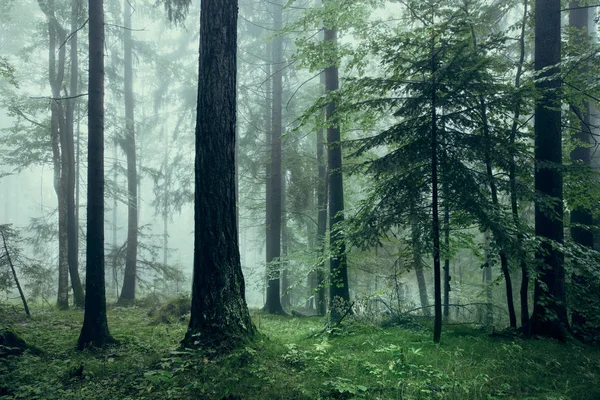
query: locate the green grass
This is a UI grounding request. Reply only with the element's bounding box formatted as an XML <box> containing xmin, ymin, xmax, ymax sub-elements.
<box><xmin>1</xmin><ymin>305</ymin><xmax>599</xmax><ymax>399</ymax></box>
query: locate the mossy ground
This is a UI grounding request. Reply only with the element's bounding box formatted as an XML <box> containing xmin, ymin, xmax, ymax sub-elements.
<box><xmin>1</xmin><ymin>304</ymin><xmax>599</xmax><ymax>399</ymax></box>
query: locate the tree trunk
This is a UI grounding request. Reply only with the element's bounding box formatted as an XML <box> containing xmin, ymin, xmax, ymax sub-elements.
<box><xmin>67</xmin><ymin>0</ymin><xmax>84</xmax><ymax>308</ymax></box>
<box><xmin>119</xmin><ymin>0</ymin><xmax>138</xmax><ymax>305</ymax></box>
<box><xmin>324</xmin><ymin>10</ymin><xmax>350</xmax><ymax>324</ymax></box>
<box><xmin>183</xmin><ymin>0</ymin><xmax>255</xmax><ymax>348</ymax></box>
<box><xmin>77</xmin><ymin>0</ymin><xmax>114</xmax><ymax>349</ymax></box>
<box><xmin>41</xmin><ymin>0</ymin><xmax>69</xmax><ymax>310</ymax></box>
<box><xmin>530</xmin><ymin>0</ymin><xmax>568</xmax><ymax>342</ymax></box>
<box><xmin>509</xmin><ymin>0</ymin><xmax>529</xmax><ymax>331</ymax></box>
<box><xmin>443</xmin><ymin>183</ymin><xmax>450</xmax><ymax>320</ymax></box>
<box><xmin>411</xmin><ymin>215</ymin><xmax>430</xmax><ymax>317</ymax></box>
<box><xmin>484</xmin><ymin>234</ymin><xmax>494</xmax><ymax>327</ymax></box>
<box><xmin>263</xmin><ymin>0</ymin><xmax>285</xmax><ymax>315</ymax></box>
<box><xmin>568</xmin><ymin>1</ymin><xmax>595</xmax><ymax>339</ymax></box>
<box><xmin>431</xmin><ymin>33</ymin><xmax>442</xmax><ymax>344</ymax></box>
<box><xmin>281</xmin><ymin>170</ymin><xmax>291</xmax><ymax>309</ymax></box>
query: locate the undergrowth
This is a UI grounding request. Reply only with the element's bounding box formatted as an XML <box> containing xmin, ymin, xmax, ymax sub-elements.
<box><xmin>1</xmin><ymin>304</ymin><xmax>599</xmax><ymax>399</ymax></box>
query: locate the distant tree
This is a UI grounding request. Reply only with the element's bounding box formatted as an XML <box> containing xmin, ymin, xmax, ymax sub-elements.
<box><xmin>182</xmin><ymin>0</ymin><xmax>255</xmax><ymax>348</ymax></box>
<box><xmin>78</xmin><ymin>0</ymin><xmax>115</xmax><ymax>349</ymax></box>
<box><xmin>530</xmin><ymin>0</ymin><xmax>569</xmax><ymax>342</ymax></box>
<box><xmin>263</xmin><ymin>0</ymin><xmax>286</xmax><ymax>315</ymax></box>
<box><xmin>118</xmin><ymin>0</ymin><xmax>139</xmax><ymax>305</ymax></box>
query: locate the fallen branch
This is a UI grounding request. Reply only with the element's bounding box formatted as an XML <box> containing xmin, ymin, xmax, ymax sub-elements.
<box><xmin>1</xmin><ymin>229</ymin><xmax>30</xmax><ymax>317</ymax></box>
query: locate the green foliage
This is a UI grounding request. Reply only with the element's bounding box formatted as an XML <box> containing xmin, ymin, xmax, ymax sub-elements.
<box><xmin>1</xmin><ymin>307</ymin><xmax>600</xmax><ymax>399</ymax></box>
<box><xmin>0</xmin><ymin>56</ymin><xmax>18</xmax><ymax>88</ymax></box>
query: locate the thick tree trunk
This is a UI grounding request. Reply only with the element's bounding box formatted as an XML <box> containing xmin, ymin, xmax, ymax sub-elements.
<box><xmin>530</xmin><ymin>0</ymin><xmax>568</xmax><ymax>342</ymax></box>
<box><xmin>264</xmin><ymin>0</ymin><xmax>285</xmax><ymax>315</ymax></box>
<box><xmin>183</xmin><ymin>0</ymin><xmax>255</xmax><ymax>348</ymax></box>
<box><xmin>568</xmin><ymin>2</ymin><xmax>595</xmax><ymax>339</ymax></box>
<box><xmin>324</xmin><ymin>16</ymin><xmax>350</xmax><ymax>324</ymax></box>
<box><xmin>78</xmin><ymin>0</ymin><xmax>114</xmax><ymax>349</ymax></box>
<box><xmin>119</xmin><ymin>0</ymin><xmax>138</xmax><ymax>304</ymax></box>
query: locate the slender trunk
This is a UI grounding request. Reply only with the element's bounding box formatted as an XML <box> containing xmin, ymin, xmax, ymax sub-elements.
<box><xmin>163</xmin><ymin>124</ymin><xmax>169</xmax><ymax>271</ymax></box>
<box><xmin>78</xmin><ymin>0</ymin><xmax>114</xmax><ymax>349</ymax></box>
<box><xmin>325</xmin><ymin>7</ymin><xmax>350</xmax><ymax>323</ymax></box>
<box><xmin>443</xmin><ymin>194</ymin><xmax>450</xmax><ymax>319</ymax></box>
<box><xmin>411</xmin><ymin>215</ymin><xmax>430</xmax><ymax>317</ymax></box>
<box><xmin>509</xmin><ymin>0</ymin><xmax>530</xmax><ymax>331</ymax></box>
<box><xmin>281</xmin><ymin>170</ymin><xmax>291</xmax><ymax>309</ymax></box>
<box><xmin>431</xmin><ymin>32</ymin><xmax>442</xmax><ymax>344</ymax></box>
<box><xmin>42</xmin><ymin>0</ymin><xmax>69</xmax><ymax>310</ymax></box>
<box><xmin>314</xmin><ymin>41</ymin><xmax>328</xmax><ymax>315</ymax></box>
<box><xmin>264</xmin><ymin>0</ymin><xmax>285</xmax><ymax>314</ymax></box>
<box><xmin>470</xmin><ymin>24</ymin><xmax>517</xmax><ymax>329</ymax></box>
<box><xmin>68</xmin><ymin>0</ymin><xmax>84</xmax><ymax>307</ymax></box>
<box><xmin>1</xmin><ymin>229</ymin><xmax>30</xmax><ymax>317</ymax></box>
<box><xmin>119</xmin><ymin>0</ymin><xmax>138</xmax><ymax>304</ymax></box>
<box><xmin>531</xmin><ymin>0</ymin><xmax>568</xmax><ymax>342</ymax></box>
<box><xmin>484</xmin><ymin>233</ymin><xmax>494</xmax><ymax>326</ymax></box>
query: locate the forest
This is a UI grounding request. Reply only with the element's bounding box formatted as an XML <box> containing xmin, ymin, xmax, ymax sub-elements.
<box><xmin>1</xmin><ymin>0</ymin><xmax>600</xmax><ymax>398</ymax></box>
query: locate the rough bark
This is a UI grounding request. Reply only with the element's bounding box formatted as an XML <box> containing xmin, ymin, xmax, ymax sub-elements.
<box><xmin>530</xmin><ymin>0</ymin><xmax>568</xmax><ymax>342</ymax></box>
<box><xmin>119</xmin><ymin>0</ymin><xmax>138</xmax><ymax>304</ymax></box>
<box><xmin>568</xmin><ymin>2</ymin><xmax>595</xmax><ymax>339</ymax></box>
<box><xmin>443</xmin><ymin>183</ymin><xmax>450</xmax><ymax>320</ymax></box>
<box><xmin>77</xmin><ymin>0</ymin><xmax>114</xmax><ymax>349</ymax></box>
<box><xmin>324</xmin><ymin>14</ymin><xmax>350</xmax><ymax>324</ymax></box>
<box><xmin>182</xmin><ymin>0</ymin><xmax>255</xmax><ymax>348</ymax></box>
<box><xmin>263</xmin><ymin>0</ymin><xmax>285</xmax><ymax>315</ymax></box>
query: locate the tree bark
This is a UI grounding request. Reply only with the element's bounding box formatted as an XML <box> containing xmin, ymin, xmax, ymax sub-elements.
<box><xmin>183</xmin><ymin>0</ymin><xmax>255</xmax><ymax>348</ymax></box>
<box><xmin>119</xmin><ymin>0</ymin><xmax>138</xmax><ymax>305</ymax></box>
<box><xmin>431</xmin><ymin>33</ymin><xmax>442</xmax><ymax>344</ymax></box>
<box><xmin>263</xmin><ymin>0</ymin><xmax>285</xmax><ymax>315</ymax></box>
<box><xmin>324</xmin><ymin>10</ymin><xmax>350</xmax><ymax>324</ymax></box>
<box><xmin>509</xmin><ymin>0</ymin><xmax>529</xmax><ymax>331</ymax></box>
<box><xmin>78</xmin><ymin>0</ymin><xmax>114</xmax><ymax>349</ymax></box>
<box><xmin>568</xmin><ymin>1</ymin><xmax>595</xmax><ymax>339</ymax></box>
<box><xmin>530</xmin><ymin>0</ymin><xmax>569</xmax><ymax>342</ymax></box>
<box><xmin>411</xmin><ymin>215</ymin><xmax>430</xmax><ymax>317</ymax></box>
<box><xmin>67</xmin><ymin>0</ymin><xmax>84</xmax><ymax>308</ymax></box>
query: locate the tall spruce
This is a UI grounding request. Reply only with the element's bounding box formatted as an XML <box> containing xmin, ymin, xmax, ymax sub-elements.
<box><xmin>77</xmin><ymin>0</ymin><xmax>115</xmax><ymax>349</ymax></box>
<box><xmin>530</xmin><ymin>0</ymin><xmax>569</xmax><ymax>342</ymax></box>
<box><xmin>324</xmin><ymin>1</ymin><xmax>351</xmax><ymax>323</ymax></box>
<box><xmin>182</xmin><ymin>0</ymin><xmax>255</xmax><ymax>347</ymax></box>
<box><xmin>119</xmin><ymin>0</ymin><xmax>139</xmax><ymax>304</ymax></box>
<box><xmin>263</xmin><ymin>0</ymin><xmax>285</xmax><ymax>315</ymax></box>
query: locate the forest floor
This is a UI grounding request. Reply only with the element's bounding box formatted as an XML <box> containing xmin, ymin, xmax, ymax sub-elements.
<box><xmin>1</xmin><ymin>301</ymin><xmax>599</xmax><ymax>400</ymax></box>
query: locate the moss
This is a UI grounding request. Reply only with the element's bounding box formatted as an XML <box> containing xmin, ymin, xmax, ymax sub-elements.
<box><xmin>148</xmin><ymin>296</ymin><xmax>191</xmax><ymax>325</ymax></box>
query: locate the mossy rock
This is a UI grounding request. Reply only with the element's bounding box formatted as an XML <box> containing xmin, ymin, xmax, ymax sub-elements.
<box><xmin>0</xmin><ymin>328</ymin><xmax>42</xmax><ymax>357</ymax></box>
<box><xmin>148</xmin><ymin>296</ymin><xmax>191</xmax><ymax>325</ymax></box>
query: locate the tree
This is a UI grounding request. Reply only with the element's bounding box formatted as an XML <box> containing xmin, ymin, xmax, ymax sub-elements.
<box><xmin>530</xmin><ymin>0</ymin><xmax>568</xmax><ymax>342</ymax></box>
<box><xmin>324</xmin><ymin>1</ymin><xmax>351</xmax><ymax>323</ymax></box>
<box><xmin>77</xmin><ymin>0</ymin><xmax>115</xmax><ymax>349</ymax></box>
<box><xmin>182</xmin><ymin>0</ymin><xmax>255</xmax><ymax>348</ymax></box>
<box><xmin>67</xmin><ymin>0</ymin><xmax>84</xmax><ymax>308</ymax></box>
<box><xmin>263</xmin><ymin>0</ymin><xmax>286</xmax><ymax>315</ymax></box>
<box><xmin>118</xmin><ymin>0</ymin><xmax>139</xmax><ymax>305</ymax></box>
